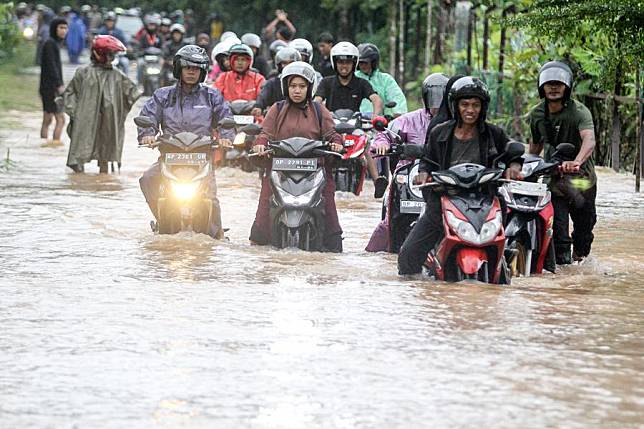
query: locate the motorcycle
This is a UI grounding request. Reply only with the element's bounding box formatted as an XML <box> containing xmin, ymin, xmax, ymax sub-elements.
<box><xmin>332</xmin><ymin>109</ymin><xmax>370</xmax><ymax>195</ymax></box>
<box><xmin>244</xmin><ymin>123</ymin><xmax>343</xmax><ymax>251</ymax></box>
<box><xmin>140</xmin><ymin>47</ymin><xmax>163</xmax><ymax>96</ymax></box>
<box><xmin>499</xmin><ymin>143</ymin><xmax>576</xmax><ymax>277</ymax></box>
<box><xmin>134</xmin><ymin>115</ymin><xmax>236</xmax><ymax>235</ymax></box>
<box><xmin>223</xmin><ymin>100</ymin><xmax>261</xmax><ymax>171</ymax></box>
<box><xmin>419</xmin><ymin>142</ymin><xmax>525</xmax><ymax>284</ymax></box>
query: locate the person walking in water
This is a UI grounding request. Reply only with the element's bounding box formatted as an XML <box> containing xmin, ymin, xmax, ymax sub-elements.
<box><xmin>63</xmin><ymin>36</ymin><xmax>140</xmax><ymax>173</ymax></box>
<box><xmin>39</xmin><ymin>17</ymin><xmax>67</xmax><ymax>147</ymax></box>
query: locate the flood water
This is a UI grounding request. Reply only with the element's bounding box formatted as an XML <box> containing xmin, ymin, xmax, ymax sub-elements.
<box><xmin>1</xmin><ymin>71</ymin><xmax>643</xmax><ymax>427</ymax></box>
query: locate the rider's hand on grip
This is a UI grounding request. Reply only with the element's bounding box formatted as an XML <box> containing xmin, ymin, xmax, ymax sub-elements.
<box><xmin>413</xmin><ymin>172</ymin><xmax>429</xmax><ymax>185</ymax></box>
<box><xmin>252</xmin><ymin>145</ymin><xmax>267</xmax><ymax>156</ymax></box>
<box><xmin>220</xmin><ymin>138</ymin><xmax>233</xmax><ymax>148</ymax></box>
<box><xmin>504</xmin><ymin>162</ymin><xmax>524</xmax><ymax>180</ymax></box>
<box><xmin>140</xmin><ymin>135</ymin><xmax>155</xmax><ymax>146</ymax></box>
<box><xmin>560</xmin><ymin>160</ymin><xmax>581</xmax><ymax>173</ymax></box>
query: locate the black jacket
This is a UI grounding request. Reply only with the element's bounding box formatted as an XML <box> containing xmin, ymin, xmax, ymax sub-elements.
<box><xmin>419</xmin><ymin>119</ymin><xmax>510</xmax><ymax>174</ymax></box>
<box><xmin>255</xmin><ymin>76</ymin><xmax>283</xmax><ymax>110</ymax></box>
<box><xmin>39</xmin><ymin>18</ymin><xmax>67</xmax><ymax>92</ymax></box>
<box><xmin>252</xmin><ymin>55</ymin><xmax>271</xmax><ymax>78</ymax></box>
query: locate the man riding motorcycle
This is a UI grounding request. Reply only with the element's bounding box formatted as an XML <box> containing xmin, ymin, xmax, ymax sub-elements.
<box><xmin>250</xmin><ymin>61</ymin><xmax>345</xmax><ymax>252</ymax></box>
<box><xmin>355</xmin><ymin>43</ymin><xmax>407</xmax><ymax>117</ymax></box>
<box><xmin>366</xmin><ymin>73</ymin><xmax>449</xmax><ymax>252</ymax></box>
<box><xmin>161</xmin><ymin>24</ymin><xmax>187</xmax><ymax>86</ymax></box>
<box><xmin>251</xmin><ymin>47</ymin><xmax>301</xmax><ymax>116</ymax></box>
<box><xmin>135</xmin><ymin>14</ymin><xmax>163</xmax><ymax>85</ymax></box>
<box><xmin>397</xmin><ymin>76</ymin><xmax>522</xmax><ymax>275</ymax></box>
<box><xmin>214</xmin><ymin>43</ymin><xmax>265</xmax><ymax>102</ymax></box>
<box><xmin>241</xmin><ymin>32</ymin><xmax>270</xmax><ymax>78</ymax></box>
<box><xmin>528</xmin><ymin>61</ymin><xmax>597</xmax><ymax>264</ymax></box>
<box><xmin>137</xmin><ymin>45</ymin><xmax>234</xmax><ymax>239</ymax></box>
<box><xmin>208</xmin><ymin>36</ymin><xmax>241</xmax><ymax>82</ymax></box>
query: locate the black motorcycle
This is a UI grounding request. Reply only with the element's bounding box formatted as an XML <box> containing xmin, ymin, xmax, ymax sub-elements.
<box><xmin>140</xmin><ymin>47</ymin><xmax>163</xmax><ymax>96</ymax></box>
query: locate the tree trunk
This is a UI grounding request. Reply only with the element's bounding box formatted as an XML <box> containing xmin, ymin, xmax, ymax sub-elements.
<box><xmin>637</xmin><ymin>66</ymin><xmax>642</xmax><ymax>192</ymax></box>
<box><xmin>611</xmin><ymin>61</ymin><xmax>622</xmax><ymax>172</ymax></box>
<box><xmin>388</xmin><ymin>1</ymin><xmax>397</xmax><ymax>77</ymax></box>
<box><xmin>482</xmin><ymin>6</ymin><xmax>494</xmax><ymax>71</ymax></box>
<box><xmin>466</xmin><ymin>5</ymin><xmax>477</xmax><ymax>74</ymax></box>
<box><xmin>414</xmin><ymin>5</ymin><xmax>422</xmax><ymax>75</ymax></box>
<box><xmin>398</xmin><ymin>0</ymin><xmax>406</xmax><ymax>85</ymax></box>
<box><xmin>433</xmin><ymin>2</ymin><xmax>446</xmax><ymax>64</ymax></box>
<box><xmin>424</xmin><ymin>0</ymin><xmax>433</xmax><ymax>72</ymax></box>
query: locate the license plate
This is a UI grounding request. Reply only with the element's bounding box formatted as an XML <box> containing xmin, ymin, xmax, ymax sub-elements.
<box><xmin>164</xmin><ymin>153</ymin><xmax>208</xmax><ymax>165</ymax></box>
<box><xmin>233</xmin><ymin>115</ymin><xmax>254</xmax><ymax>125</ymax></box>
<box><xmin>272</xmin><ymin>158</ymin><xmax>317</xmax><ymax>172</ymax></box>
<box><xmin>504</xmin><ymin>181</ymin><xmax>548</xmax><ymax>197</ymax></box>
<box><xmin>400</xmin><ymin>200</ymin><xmax>424</xmax><ymax>214</ymax></box>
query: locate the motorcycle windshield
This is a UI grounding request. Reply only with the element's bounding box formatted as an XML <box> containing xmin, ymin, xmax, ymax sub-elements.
<box><xmin>272</xmin><ymin>138</ymin><xmax>325</xmax><ymax>157</ymax></box>
<box><xmin>159</xmin><ymin>132</ymin><xmax>212</xmax><ymax>152</ymax></box>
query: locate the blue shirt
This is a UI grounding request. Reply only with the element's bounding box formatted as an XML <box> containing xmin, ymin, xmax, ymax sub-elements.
<box><xmin>137</xmin><ymin>83</ymin><xmax>234</xmax><ymax>141</ymax></box>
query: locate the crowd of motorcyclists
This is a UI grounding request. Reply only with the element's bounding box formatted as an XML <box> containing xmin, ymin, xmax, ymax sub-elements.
<box><xmin>22</xmin><ymin>4</ymin><xmax>598</xmax><ymax>282</ymax></box>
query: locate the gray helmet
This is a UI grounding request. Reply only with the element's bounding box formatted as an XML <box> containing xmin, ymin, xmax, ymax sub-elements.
<box><xmin>422</xmin><ymin>73</ymin><xmax>449</xmax><ymax>109</ymax></box>
<box><xmin>274</xmin><ymin>47</ymin><xmax>302</xmax><ymax>72</ymax></box>
<box><xmin>160</xmin><ymin>18</ymin><xmax>171</xmax><ymax>27</ymax></box>
<box><xmin>281</xmin><ymin>61</ymin><xmax>317</xmax><ymax>101</ymax></box>
<box><xmin>288</xmin><ymin>38</ymin><xmax>314</xmax><ymax>64</ymax></box>
<box><xmin>170</xmin><ymin>23</ymin><xmax>185</xmax><ymax>35</ymax></box>
<box><xmin>357</xmin><ymin>43</ymin><xmax>380</xmax><ymax>69</ymax></box>
<box><xmin>538</xmin><ymin>61</ymin><xmax>573</xmax><ymax>99</ymax></box>
<box><xmin>448</xmin><ymin>76</ymin><xmax>490</xmax><ymax>123</ymax></box>
<box><xmin>228</xmin><ymin>43</ymin><xmax>254</xmax><ymax>63</ymax></box>
<box><xmin>241</xmin><ymin>33</ymin><xmax>262</xmax><ymax>49</ymax></box>
<box><xmin>269</xmin><ymin>39</ymin><xmax>287</xmax><ymax>57</ymax></box>
<box><xmin>220</xmin><ymin>31</ymin><xmax>238</xmax><ymax>42</ymax></box>
<box><xmin>173</xmin><ymin>44</ymin><xmax>209</xmax><ymax>81</ymax></box>
<box><xmin>104</xmin><ymin>11</ymin><xmax>116</xmax><ymax>22</ymax></box>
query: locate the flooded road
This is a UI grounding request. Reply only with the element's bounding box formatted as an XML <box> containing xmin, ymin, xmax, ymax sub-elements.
<box><xmin>1</xmin><ymin>88</ymin><xmax>644</xmax><ymax>425</ymax></box>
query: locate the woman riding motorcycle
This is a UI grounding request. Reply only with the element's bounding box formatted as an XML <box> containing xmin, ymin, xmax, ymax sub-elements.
<box><xmin>249</xmin><ymin>61</ymin><xmax>345</xmax><ymax>252</ymax></box>
<box><xmin>137</xmin><ymin>45</ymin><xmax>234</xmax><ymax>239</ymax></box>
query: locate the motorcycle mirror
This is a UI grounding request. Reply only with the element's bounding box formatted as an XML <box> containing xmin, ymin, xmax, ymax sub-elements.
<box><xmin>554</xmin><ymin>143</ymin><xmax>577</xmax><ymax>160</ymax></box>
<box><xmin>241</xmin><ymin>123</ymin><xmax>262</xmax><ymax>136</ymax></box>
<box><xmin>505</xmin><ymin>141</ymin><xmax>525</xmax><ymax>160</ymax></box>
<box><xmin>335</xmin><ymin>122</ymin><xmax>355</xmax><ymax>134</ymax></box>
<box><xmin>403</xmin><ymin>144</ymin><xmax>424</xmax><ymax>159</ymax></box>
<box><xmin>134</xmin><ymin>116</ymin><xmax>156</xmax><ymax>129</ymax></box>
<box><xmin>219</xmin><ymin>118</ymin><xmax>237</xmax><ymax>130</ymax></box>
<box><xmin>371</xmin><ymin>116</ymin><xmax>388</xmax><ymax>132</ymax></box>
<box><xmin>385</xmin><ymin>101</ymin><xmax>397</xmax><ymax>109</ymax></box>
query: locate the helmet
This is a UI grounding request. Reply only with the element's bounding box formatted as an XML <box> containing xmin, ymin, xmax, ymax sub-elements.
<box><xmin>144</xmin><ymin>13</ymin><xmax>160</xmax><ymax>26</ymax></box>
<box><xmin>228</xmin><ymin>43</ymin><xmax>254</xmax><ymax>64</ymax></box>
<box><xmin>422</xmin><ymin>73</ymin><xmax>449</xmax><ymax>109</ymax></box>
<box><xmin>220</xmin><ymin>31</ymin><xmax>238</xmax><ymax>42</ymax></box>
<box><xmin>173</xmin><ymin>44</ymin><xmax>209</xmax><ymax>82</ymax></box>
<box><xmin>92</xmin><ymin>35</ymin><xmax>126</xmax><ymax>64</ymax></box>
<box><xmin>448</xmin><ymin>76</ymin><xmax>490</xmax><ymax>123</ymax></box>
<box><xmin>81</xmin><ymin>5</ymin><xmax>91</xmax><ymax>13</ymax></box>
<box><xmin>170</xmin><ymin>23</ymin><xmax>185</xmax><ymax>35</ymax></box>
<box><xmin>281</xmin><ymin>61</ymin><xmax>317</xmax><ymax>101</ymax></box>
<box><xmin>274</xmin><ymin>47</ymin><xmax>302</xmax><ymax>72</ymax></box>
<box><xmin>288</xmin><ymin>38</ymin><xmax>314</xmax><ymax>64</ymax></box>
<box><xmin>60</xmin><ymin>5</ymin><xmax>71</xmax><ymax>14</ymax></box>
<box><xmin>357</xmin><ymin>43</ymin><xmax>380</xmax><ymax>69</ymax></box>
<box><xmin>538</xmin><ymin>61</ymin><xmax>573</xmax><ymax>99</ymax></box>
<box><xmin>160</xmin><ymin>18</ymin><xmax>171</xmax><ymax>27</ymax></box>
<box><xmin>211</xmin><ymin>37</ymin><xmax>240</xmax><ymax>65</ymax></box>
<box><xmin>330</xmin><ymin>41</ymin><xmax>359</xmax><ymax>72</ymax></box>
<box><xmin>241</xmin><ymin>33</ymin><xmax>262</xmax><ymax>49</ymax></box>
<box><xmin>269</xmin><ymin>39</ymin><xmax>287</xmax><ymax>57</ymax></box>
<box><xmin>104</xmin><ymin>11</ymin><xmax>116</xmax><ymax>21</ymax></box>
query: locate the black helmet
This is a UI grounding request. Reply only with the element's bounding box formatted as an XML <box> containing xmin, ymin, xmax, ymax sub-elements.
<box><xmin>173</xmin><ymin>45</ymin><xmax>209</xmax><ymax>81</ymax></box>
<box><xmin>422</xmin><ymin>73</ymin><xmax>449</xmax><ymax>110</ymax></box>
<box><xmin>538</xmin><ymin>61</ymin><xmax>573</xmax><ymax>100</ymax></box>
<box><xmin>448</xmin><ymin>76</ymin><xmax>490</xmax><ymax>124</ymax></box>
<box><xmin>357</xmin><ymin>43</ymin><xmax>380</xmax><ymax>70</ymax></box>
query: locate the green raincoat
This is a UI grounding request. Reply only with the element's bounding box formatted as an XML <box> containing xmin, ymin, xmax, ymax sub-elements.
<box><xmin>64</xmin><ymin>64</ymin><xmax>140</xmax><ymax>168</ymax></box>
<box><xmin>355</xmin><ymin>69</ymin><xmax>408</xmax><ymax>116</ymax></box>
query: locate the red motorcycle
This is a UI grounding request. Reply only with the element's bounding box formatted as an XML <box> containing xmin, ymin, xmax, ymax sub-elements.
<box><xmin>421</xmin><ymin>142</ymin><xmax>525</xmax><ymax>284</ymax></box>
<box><xmin>499</xmin><ymin>143</ymin><xmax>576</xmax><ymax>276</ymax></box>
<box><xmin>332</xmin><ymin>109</ymin><xmax>370</xmax><ymax>195</ymax></box>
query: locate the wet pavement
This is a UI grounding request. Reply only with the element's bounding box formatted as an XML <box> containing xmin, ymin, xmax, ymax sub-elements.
<box><xmin>0</xmin><ymin>59</ymin><xmax>643</xmax><ymax>428</ymax></box>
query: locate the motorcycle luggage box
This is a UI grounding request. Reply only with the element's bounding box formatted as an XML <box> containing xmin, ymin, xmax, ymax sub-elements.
<box><xmin>272</xmin><ymin>157</ymin><xmax>317</xmax><ymax>172</ymax></box>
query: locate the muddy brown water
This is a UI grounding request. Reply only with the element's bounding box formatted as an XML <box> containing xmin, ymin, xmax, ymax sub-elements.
<box><xmin>1</xmin><ymin>61</ymin><xmax>643</xmax><ymax>427</ymax></box>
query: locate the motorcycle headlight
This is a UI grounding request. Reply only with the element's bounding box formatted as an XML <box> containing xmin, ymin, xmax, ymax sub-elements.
<box><xmin>272</xmin><ymin>169</ymin><xmax>324</xmax><ymax>207</ymax></box>
<box><xmin>446</xmin><ymin>210</ymin><xmax>502</xmax><ymax>245</ymax></box>
<box><xmin>147</xmin><ymin>67</ymin><xmax>161</xmax><ymax>75</ymax></box>
<box><xmin>22</xmin><ymin>27</ymin><xmax>34</xmax><ymax>40</ymax></box>
<box><xmin>171</xmin><ymin>182</ymin><xmax>200</xmax><ymax>200</ymax></box>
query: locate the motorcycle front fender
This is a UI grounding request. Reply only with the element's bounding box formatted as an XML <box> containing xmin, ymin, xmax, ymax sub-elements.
<box><xmin>279</xmin><ymin>209</ymin><xmax>311</xmax><ymax>229</ymax></box>
<box><xmin>456</xmin><ymin>247</ymin><xmax>488</xmax><ymax>275</ymax></box>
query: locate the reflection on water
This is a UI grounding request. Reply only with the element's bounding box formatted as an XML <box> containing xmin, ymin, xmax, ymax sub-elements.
<box><xmin>1</xmin><ymin>109</ymin><xmax>643</xmax><ymax>427</ymax></box>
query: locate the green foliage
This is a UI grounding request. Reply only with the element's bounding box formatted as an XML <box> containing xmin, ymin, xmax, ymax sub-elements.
<box><xmin>0</xmin><ymin>2</ymin><xmax>22</xmax><ymax>60</ymax></box>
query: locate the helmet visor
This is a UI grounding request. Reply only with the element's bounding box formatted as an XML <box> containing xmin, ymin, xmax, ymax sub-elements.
<box><xmin>539</xmin><ymin>68</ymin><xmax>572</xmax><ymax>88</ymax></box>
<box><xmin>425</xmin><ymin>86</ymin><xmax>444</xmax><ymax>108</ymax></box>
<box><xmin>179</xmin><ymin>59</ymin><xmax>208</xmax><ymax>69</ymax></box>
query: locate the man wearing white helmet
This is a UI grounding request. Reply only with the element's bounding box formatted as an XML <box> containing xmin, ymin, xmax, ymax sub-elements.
<box><xmin>314</xmin><ymin>41</ymin><xmax>385</xmax><ymax>197</ymax></box>
<box><xmin>207</xmin><ymin>36</ymin><xmax>240</xmax><ymax>82</ymax></box>
<box><xmin>250</xmin><ymin>61</ymin><xmax>344</xmax><ymax>252</ymax></box>
<box><xmin>242</xmin><ymin>32</ymin><xmax>270</xmax><ymax>78</ymax></box>
<box><xmin>289</xmin><ymin>38</ymin><xmax>323</xmax><ymax>86</ymax></box>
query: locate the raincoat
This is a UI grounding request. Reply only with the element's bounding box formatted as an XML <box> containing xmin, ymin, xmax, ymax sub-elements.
<box><xmin>214</xmin><ymin>70</ymin><xmax>265</xmax><ymax>101</ymax></box>
<box><xmin>356</xmin><ymin>69</ymin><xmax>407</xmax><ymax>116</ymax></box>
<box><xmin>65</xmin><ymin>13</ymin><xmax>86</xmax><ymax>64</ymax></box>
<box><xmin>64</xmin><ymin>65</ymin><xmax>140</xmax><ymax>169</ymax></box>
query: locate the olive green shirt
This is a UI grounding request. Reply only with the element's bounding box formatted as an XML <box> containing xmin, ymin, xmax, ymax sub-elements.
<box><xmin>529</xmin><ymin>99</ymin><xmax>596</xmax><ymax>194</ymax></box>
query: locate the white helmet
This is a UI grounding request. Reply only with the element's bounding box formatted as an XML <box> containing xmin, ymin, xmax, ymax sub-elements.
<box><xmin>330</xmin><ymin>41</ymin><xmax>359</xmax><ymax>71</ymax></box>
<box><xmin>281</xmin><ymin>61</ymin><xmax>318</xmax><ymax>100</ymax></box>
<box><xmin>211</xmin><ymin>36</ymin><xmax>241</xmax><ymax>64</ymax></box>
<box><xmin>169</xmin><ymin>23</ymin><xmax>185</xmax><ymax>35</ymax></box>
<box><xmin>241</xmin><ymin>33</ymin><xmax>262</xmax><ymax>49</ymax></box>
<box><xmin>288</xmin><ymin>38</ymin><xmax>314</xmax><ymax>64</ymax></box>
<box><xmin>220</xmin><ymin>31</ymin><xmax>238</xmax><ymax>42</ymax></box>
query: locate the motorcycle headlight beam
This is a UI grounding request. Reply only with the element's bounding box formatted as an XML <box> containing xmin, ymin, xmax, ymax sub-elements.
<box><xmin>171</xmin><ymin>182</ymin><xmax>200</xmax><ymax>201</ymax></box>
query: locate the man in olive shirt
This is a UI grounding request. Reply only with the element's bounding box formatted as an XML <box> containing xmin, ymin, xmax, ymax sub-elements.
<box><xmin>529</xmin><ymin>61</ymin><xmax>597</xmax><ymax>265</ymax></box>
